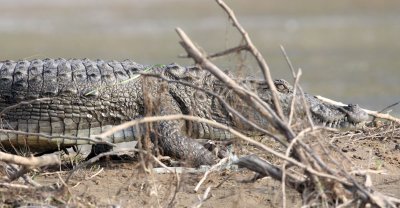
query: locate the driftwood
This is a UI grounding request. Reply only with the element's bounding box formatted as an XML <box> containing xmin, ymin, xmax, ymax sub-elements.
<box><xmin>233</xmin><ymin>155</ymin><xmax>304</xmax><ymax>192</ymax></box>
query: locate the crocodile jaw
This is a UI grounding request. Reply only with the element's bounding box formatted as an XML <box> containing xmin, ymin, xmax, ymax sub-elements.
<box><xmin>310</xmin><ymin>103</ymin><xmax>368</xmax><ymax>129</ymax></box>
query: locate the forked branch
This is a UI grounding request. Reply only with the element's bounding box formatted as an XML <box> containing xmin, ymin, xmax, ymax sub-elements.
<box><xmin>215</xmin><ymin>0</ymin><xmax>285</xmax><ymax>120</ymax></box>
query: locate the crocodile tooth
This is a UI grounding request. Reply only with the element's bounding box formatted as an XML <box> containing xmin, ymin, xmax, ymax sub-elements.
<box><xmin>331</xmin><ymin>121</ymin><xmax>337</xmax><ymax>128</ymax></box>
<box><xmin>337</xmin><ymin>120</ymin><xmax>343</xmax><ymax>128</ymax></box>
<box><xmin>336</xmin><ymin>120</ymin><xmax>342</xmax><ymax>127</ymax></box>
<box><xmin>340</xmin><ymin>122</ymin><xmax>346</xmax><ymax>128</ymax></box>
<box><xmin>325</xmin><ymin>122</ymin><xmax>330</xmax><ymax>127</ymax></box>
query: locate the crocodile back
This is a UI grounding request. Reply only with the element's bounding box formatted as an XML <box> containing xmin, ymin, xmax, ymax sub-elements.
<box><xmin>0</xmin><ymin>58</ymin><xmax>144</xmax><ymax>104</ymax></box>
<box><xmin>0</xmin><ymin>59</ymin><xmax>146</xmax><ymax>152</ymax></box>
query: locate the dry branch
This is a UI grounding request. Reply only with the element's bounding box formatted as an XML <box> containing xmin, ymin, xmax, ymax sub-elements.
<box><xmin>194</xmin><ymin>157</ymin><xmax>229</xmax><ymax>192</ymax></box>
<box><xmin>0</xmin><ymin>1</ymin><xmax>397</xmax><ymax>207</ymax></box>
<box><xmin>66</xmin><ymin>150</ymin><xmax>136</xmax><ymax>183</ymax></box>
<box><xmin>233</xmin><ymin>155</ymin><xmax>303</xmax><ymax>192</ymax></box>
<box><xmin>94</xmin><ymin>114</ymin><xmax>354</xmax><ymax>185</ymax></box>
<box><xmin>0</xmin><ymin>151</ymin><xmax>60</xmax><ymax>168</ymax></box>
<box><xmin>6</xmin><ymin>164</ymin><xmax>42</xmax><ymax>186</ymax></box>
<box><xmin>207</xmin><ymin>45</ymin><xmax>248</xmax><ymax>59</ymax></box>
<box><xmin>214</xmin><ymin>0</ymin><xmax>285</xmax><ymax>120</ymax></box>
<box><xmin>280</xmin><ymin>46</ymin><xmax>314</xmax><ymax>128</ymax></box>
<box><xmin>288</xmin><ymin>69</ymin><xmax>302</xmax><ymax>125</ymax></box>
<box><xmin>138</xmin><ymin>72</ymin><xmax>287</xmax><ymax>146</ymax></box>
<box><xmin>173</xmin><ymin>1</ymin><xmax>400</xmax><ymax>206</ymax></box>
<box><xmin>316</xmin><ymin>95</ymin><xmax>400</xmax><ymax>123</ymax></box>
<box><xmin>175</xmin><ymin>27</ymin><xmax>295</xmax><ymax>141</ymax></box>
<box><xmin>66</xmin><ymin>148</ymin><xmax>172</xmax><ymax>183</ymax></box>
<box><xmin>0</xmin><ymin>182</ymin><xmax>31</xmax><ymax>189</ymax></box>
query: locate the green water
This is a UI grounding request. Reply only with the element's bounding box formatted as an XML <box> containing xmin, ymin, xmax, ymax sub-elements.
<box><xmin>0</xmin><ymin>0</ymin><xmax>399</xmax><ymax>115</ymax></box>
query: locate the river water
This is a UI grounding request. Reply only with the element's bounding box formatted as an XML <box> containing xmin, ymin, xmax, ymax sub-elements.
<box><xmin>0</xmin><ymin>0</ymin><xmax>399</xmax><ymax>115</ymax></box>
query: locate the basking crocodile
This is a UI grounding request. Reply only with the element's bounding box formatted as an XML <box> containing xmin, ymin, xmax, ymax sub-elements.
<box><xmin>0</xmin><ymin>58</ymin><xmax>368</xmax><ymax>166</ymax></box>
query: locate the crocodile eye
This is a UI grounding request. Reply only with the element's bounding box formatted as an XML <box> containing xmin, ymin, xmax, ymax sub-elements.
<box><xmin>166</xmin><ymin>64</ymin><xmax>186</xmax><ymax>79</ymax></box>
<box><xmin>276</xmin><ymin>84</ymin><xmax>289</xmax><ymax>93</ymax></box>
<box><xmin>273</xmin><ymin>79</ymin><xmax>292</xmax><ymax>93</ymax></box>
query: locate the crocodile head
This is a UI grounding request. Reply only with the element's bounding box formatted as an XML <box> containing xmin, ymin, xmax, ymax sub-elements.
<box><xmin>254</xmin><ymin>79</ymin><xmax>369</xmax><ymax>129</ymax></box>
<box><xmin>163</xmin><ymin>65</ymin><xmax>368</xmax><ymax>132</ymax></box>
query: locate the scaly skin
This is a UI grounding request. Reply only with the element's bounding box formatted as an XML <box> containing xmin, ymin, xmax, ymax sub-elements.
<box><xmin>0</xmin><ymin>58</ymin><xmax>368</xmax><ymax>166</ymax></box>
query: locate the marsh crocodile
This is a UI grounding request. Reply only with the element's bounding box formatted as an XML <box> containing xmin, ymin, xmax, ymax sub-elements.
<box><xmin>0</xmin><ymin>58</ymin><xmax>368</xmax><ymax>166</ymax></box>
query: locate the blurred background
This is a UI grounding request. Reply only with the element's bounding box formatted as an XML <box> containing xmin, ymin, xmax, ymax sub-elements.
<box><xmin>0</xmin><ymin>0</ymin><xmax>399</xmax><ymax>115</ymax></box>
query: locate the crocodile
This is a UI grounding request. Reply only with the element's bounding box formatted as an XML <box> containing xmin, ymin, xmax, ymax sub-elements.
<box><xmin>0</xmin><ymin>58</ymin><xmax>369</xmax><ymax>166</ymax></box>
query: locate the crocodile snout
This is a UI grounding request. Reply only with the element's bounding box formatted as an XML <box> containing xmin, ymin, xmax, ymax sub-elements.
<box><xmin>341</xmin><ymin>104</ymin><xmax>369</xmax><ymax>124</ymax></box>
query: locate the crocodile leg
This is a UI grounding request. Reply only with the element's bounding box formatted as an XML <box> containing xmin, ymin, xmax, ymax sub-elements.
<box><xmin>154</xmin><ymin>91</ymin><xmax>217</xmax><ymax>167</ymax></box>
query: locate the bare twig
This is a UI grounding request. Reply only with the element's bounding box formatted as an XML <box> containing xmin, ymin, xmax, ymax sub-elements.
<box><xmin>280</xmin><ymin>126</ymin><xmax>318</xmax><ymax>208</ymax></box>
<box><xmin>66</xmin><ymin>150</ymin><xmax>135</xmax><ymax>183</ymax></box>
<box><xmin>216</xmin><ymin>2</ymin><xmax>284</xmax><ymax>119</ymax></box>
<box><xmin>280</xmin><ymin>45</ymin><xmax>296</xmax><ymax>77</ymax></box>
<box><xmin>193</xmin><ymin>186</ymin><xmax>212</xmax><ymax>208</ymax></box>
<box><xmin>152</xmin><ymin>167</ymin><xmax>210</xmax><ymax>174</ymax></box>
<box><xmin>174</xmin><ymin>2</ymin><xmax>400</xmax><ymax>205</ymax></box>
<box><xmin>175</xmin><ymin>27</ymin><xmax>295</xmax><ymax>141</ymax></box>
<box><xmin>281</xmin><ymin>132</ymin><xmax>301</xmax><ymax>208</ymax></box>
<box><xmin>234</xmin><ymin>154</ymin><xmax>303</xmax><ymax>192</ymax></box>
<box><xmin>378</xmin><ymin>101</ymin><xmax>400</xmax><ymax>113</ymax></box>
<box><xmin>66</xmin><ymin>148</ymin><xmax>172</xmax><ymax>183</ymax></box>
<box><xmin>167</xmin><ymin>171</ymin><xmax>181</xmax><ymax>208</ymax></box>
<box><xmin>85</xmin><ymin>167</ymin><xmax>104</xmax><ymax>180</ymax></box>
<box><xmin>316</xmin><ymin>95</ymin><xmax>400</xmax><ymax>123</ymax></box>
<box><xmin>178</xmin><ymin>1</ymin><xmax>400</xmax><ymax>206</ymax></box>
<box><xmin>0</xmin><ymin>151</ymin><xmax>60</xmax><ymax>168</ymax></box>
<box><xmin>298</xmin><ymin>86</ymin><xmax>315</xmax><ymax>128</ymax></box>
<box><xmin>94</xmin><ymin>114</ymin><xmax>353</xmax><ymax>185</ymax></box>
<box><xmin>214</xmin><ymin>0</ymin><xmax>284</xmax><ymax>120</ymax></box>
<box><xmin>139</xmin><ymin>72</ymin><xmax>287</xmax><ymax>146</ymax></box>
<box><xmin>6</xmin><ymin>164</ymin><xmax>42</xmax><ymax>186</ymax></box>
<box><xmin>0</xmin><ymin>182</ymin><xmax>31</xmax><ymax>189</ymax></box>
<box><xmin>207</xmin><ymin>45</ymin><xmax>249</xmax><ymax>59</ymax></box>
<box><xmin>194</xmin><ymin>157</ymin><xmax>229</xmax><ymax>192</ymax></box>
<box><xmin>288</xmin><ymin>69</ymin><xmax>302</xmax><ymax>125</ymax></box>
<box><xmin>280</xmin><ymin>46</ymin><xmax>314</xmax><ymax>128</ymax></box>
